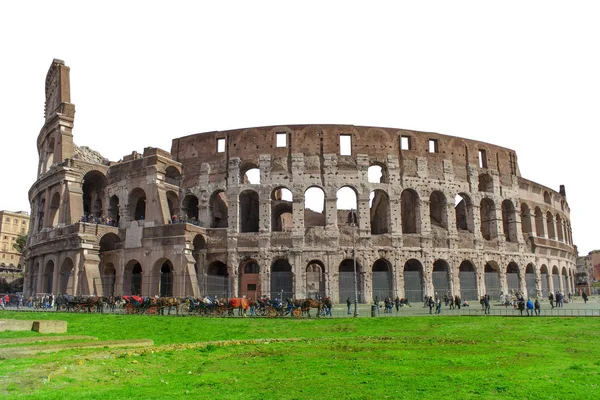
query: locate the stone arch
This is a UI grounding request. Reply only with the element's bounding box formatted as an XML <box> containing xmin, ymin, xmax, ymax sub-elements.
<box><xmin>128</xmin><ymin>188</ymin><xmax>147</xmax><ymax>221</ymax></box>
<box><xmin>540</xmin><ymin>264</ymin><xmax>549</xmax><ymax>297</ymax></box>
<box><xmin>506</xmin><ymin>262</ymin><xmax>521</xmax><ymax>295</ymax></box>
<box><xmin>153</xmin><ymin>259</ymin><xmax>174</xmax><ymax>297</ymax></box>
<box><xmin>484</xmin><ymin>261</ymin><xmax>501</xmax><ymax>299</ymax></box>
<box><xmin>401</xmin><ymin>189</ymin><xmax>420</xmax><ymax>234</ymax></box>
<box><xmin>304</xmin><ymin>186</ymin><xmax>326</xmax><ymax>227</ymax></box>
<box><xmin>432</xmin><ymin>259</ymin><xmax>450</xmax><ymax>297</ymax></box>
<box><xmin>525</xmin><ymin>263</ymin><xmax>536</xmax><ymax>298</ymax></box>
<box><xmin>546</xmin><ymin>212</ymin><xmax>556</xmax><ymax>239</ymax></box>
<box><xmin>49</xmin><ymin>192</ymin><xmax>61</xmax><ymax>228</ymax></box>
<box><xmin>102</xmin><ymin>263</ymin><xmax>116</xmax><ymax>297</ymax></box>
<box><xmin>429</xmin><ymin>191</ymin><xmax>448</xmax><ymax>230</ymax></box>
<box><xmin>165</xmin><ymin>166</ymin><xmax>182</xmax><ymax>185</ymax></box>
<box><xmin>480</xmin><ymin>198</ymin><xmax>496</xmax><ymax>240</ymax></box>
<box><xmin>44</xmin><ymin>136</ymin><xmax>55</xmax><ymax>172</ymax></box>
<box><xmin>455</xmin><ymin>193</ymin><xmax>473</xmax><ymax>232</ymax></box>
<box><xmin>520</xmin><ymin>203</ymin><xmax>532</xmax><ymax>234</ymax></box>
<box><xmin>271</xmin><ymin>259</ymin><xmax>293</xmax><ymax>300</ymax></box>
<box><xmin>59</xmin><ymin>257</ymin><xmax>75</xmax><ymax>294</ymax></box>
<box><xmin>561</xmin><ymin>266</ymin><xmax>568</xmax><ymax>293</ymax></box>
<box><xmin>372</xmin><ymin>258</ymin><xmax>393</xmax><ymax>300</ymax></box>
<box><xmin>370</xmin><ymin>189</ymin><xmax>390</xmax><ymax>235</ymax></box>
<box><xmin>239</xmin><ymin>190</ymin><xmax>259</xmax><ymax>233</ymax></box>
<box><xmin>534</xmin><ymin>207</ymin><xmax>545</xmax><ymax>237</ymax></box>
<box><xmin>123</xmin><ymin>260</ymin><xmax>143</xmax><ymax>295</ymax></box>
<box><xmin>192</xmin><ymin>234</ymin><xmax>206</xmax><ymax>288</ymax></box>
<box><xmin>551</xmin><ymin>265</ymin><xmax>560</xmax><ymax>293</ymax></box>
<box><xmin>272</xmin><ymin>187</ymin><xmax>293</xmax><ymax>232</ymax></box>
<box><xmin>239</xmin><ymin>259</ymin><xmax>260</xmax><ymax>299</ymax></box>
<box><xmin>555</xmin><ymin>214</ymin><xmax>564</xmax><ymax>242</ymax></box>
<box><xmin>209</xmin><ymin>190</ymin><xmax>228</xmax><ymax>228</ymax></box>
<box><xmin>502</xmin><ymin>200</ymin><xmax>518</xmax><ymax>242</ymax></box>
<box><xmin>166</xmin><ymin>191</ymin><xmax>180</xmax><ymax>220</ymax></box>
<box><xmin>459</xmin><ymin>260</ymin><xmax>477</xmax><ymax>300</ymax></box>
<box><xmin>108</xmin><ymin>195</ymin><xmax>120</xmax><ymax>224</ymax></box>
<box><xmin>544</xmin><ymin>191</ymin><xmax>551</xmax><ymax>205</ymax></box>
<box><xmin>207</xmin><ymin>261</ymin><xmax>229</xmax><ymax>298</ymax></box>
<box><xmin>240</xmin><ymin>162</ymin><xmax>260</xmax><ymax>184</ymax></box>
<box><xmin>306</xmin><ymin>260</ymin><xmax>325</xmax><ymax>299</ymax></box>
<box><xmin>37</xmin><ymin>197</ymin><xmax>46</xmax><ymax>231</ymax></box>
<box><xmin>339</xmin><ymin>258</ymin><xmax>362</xmax><ymax>303</ymax></box>
<box><xmin>336</xmin><ymin>186</ymin><xmax>358</xmax><ymax>210</ymax></box>
<box><xmin>478</xmin><ymin>173</ymin><xmax>493</xmax><ymax>192</ymax></box>
<box><xmin>99</xmin><ymin>233</ymin><xmax>121</xmax><ymax>252</ymax></box>
<box><xmin>403</xmin><ymin>259</ymin><xmax>424</xmax><ymax>303</ymax></box>
<box><xmin>181</xmin><ymin>194</ymin><xmax>199</xmax><ymax>220</ymax></box>
<box><xmin>368</xmin><ymin>162</ymin><xmax>388</xmax><ymax>183</ymax></box>
<box><xmin>42</xmin><ymin>259</ymin><xmax>55</xmax><ymax>294</ymax></box>
<box><xmin>82</xmin><ymin>170</ymin><xmax>108</xmax><ymax>218</ymax></box>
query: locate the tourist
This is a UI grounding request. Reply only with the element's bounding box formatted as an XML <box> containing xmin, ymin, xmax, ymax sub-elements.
<box><xmin>428</xmin><ymin>296</ymin><xmax>435</xmax><ymax>314</ymax></box>
<box><xmin>548</xmin><ymin>292</ymin><xmax>554</xmax><ymax>308</ymax></box>
<box><xmin>346</xmin><ymin>297</ymin><xmax>351</xmax><ymax>314</ymax></box>
<box><xmin>435</xmin><ymin>297</ymin><xmax>442</xmax><ymax>314</ymax></box>
<box><xmin>582</xmin><ymin>292</ymin><xmax>588</xmax><ymax>304</ymax></box>
<box><xmin>483</xmin><ymin>294</ymin><xmax>491</xmax><ymax>315</ymax></box>
<box><xmin>374</xmin><ymin>296</ymin><xmax>380</xmax><ymax>316</ymax></box>
<box><xmin>534</xmin><ymin>299</ymin><xmax>541</xmax><ymax>316</ymax></box>
<box><xmin>526</xmin><ymin>298</ymin><xmax>534</xmax><ymax>316</ymax></box>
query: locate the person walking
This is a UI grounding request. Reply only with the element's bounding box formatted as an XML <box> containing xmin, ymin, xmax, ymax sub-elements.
<box><xmin>346</xmin><ymin>297</ymin><xmax>351</xmax><ymax>315</ymax></box>
<box><xmin>534</xmin><ymin>299</ymin><xmax>541</xmax><ymax>316</ymax></box>
<box><xmin>374</xmin><ymin>296</ymin><xmax>381</xmax><ymax>316</ymax></box>
<box><xmin>526</xmin><ymin>298</ymin><xmax>534</xmax><ymax>316</ymax></box>
<box><xmin>549</xmin><ymin>292</ymin><xmax>554</xmax><ymax>308</ymax></box>
<box><xmin>428</xmin><ymin>296</ymin><xmax>435</xmax><ymax>314</ymax></box>
<box><xmin>435</xmin><ymin>297</ymin><xmax>442</xmax><ymax>314</ymax></box>
<box><xmin>582</xmin><ymin>292</ymin><xmax>588</xmax><ymax>304</ymax></box>
<box><xmin>483</xmin><ymin>295</ymin><xmax>491</xmax><ymax>315</ymax></box>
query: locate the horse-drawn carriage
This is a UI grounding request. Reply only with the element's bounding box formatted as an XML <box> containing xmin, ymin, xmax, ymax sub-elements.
<box><xmin>55</xmin><ymin>295</ymin><xmax>104</xmax><ymax>313</ymax></box>
<box><xmin>120</xmin><ymin>296</ymin><xmax>181</xmax><ymax>315</ymax></box>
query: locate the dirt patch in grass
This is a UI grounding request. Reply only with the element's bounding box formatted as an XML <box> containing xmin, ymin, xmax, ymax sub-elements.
<box><xmin>0</xmin><ymin>336</ymin><xmax>98</xmax><ymax>346</ymax></box>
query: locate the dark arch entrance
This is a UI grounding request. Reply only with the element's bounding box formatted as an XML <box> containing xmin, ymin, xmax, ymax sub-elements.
<box><xmin>271</xmin><ymin>259</ymin><xmax>293</xmax><ymax>300</ymax></box>
<box><xmin>339</xmin><ymin>259</ymin><xmax>362</xmax><ymax>303</ymax></box>
<box><xmin>540</xmin><ymin>265</ymin><xmax>549</xmax><ymax>297</ymax></box>
<box><xmin>239</xmin><ymin>259</ymin><xmax>260</xmax><ymax>300</ymax></box>
<box><xmin>432</xmin><ymin>259</ymin><xmax>450</xmax><ymax>298</ymax></box>
<box><xmin>484</xmin><ymin>262</ymin><xmax>501</xmax><ymax>299</ymax></box>
<box><xmin>525</xmin><ymin>263</ymin><xmax>536</xmax><ymax>298</ymax></box>
<box><xmin>372</xmin><ymin>259</ymin><xmax>393</xmax><ymax>300</ymax></box>
<box><xmin>159</xmin><ymin>260</ymin><xmax>174</xmax><ymax>297</ymax></box>
<box><xmin>132</xmin><ymin>262</ymin><xmax>143</xmax><ymax>295</ymax></box>
<box><xmin>506</xmin><ymin>262</ymin><xmax>520</xmax><ymax>295</ymax></box>
<box><xmin>459</xmin><ymin>261</ymin><xmax>477</xmax><ymax>300</ymax></box>
<box><xmin>207</xmin><ymin>261</ymin><xmax>229</xmax><ymax>298</ymax></box>
<box><xmin>403</xmin><ymin>259</ymin><xmax>423</xmax><ymax>303</ymax></box>
<box><xmin>306</xmin><ymin>260</ymin><xmax>325</xmax><ymax>299</ymax></box>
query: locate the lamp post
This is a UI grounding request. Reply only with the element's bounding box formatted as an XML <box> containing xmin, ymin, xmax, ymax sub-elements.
<box><xmin>350</xmin><ymin>209</ymin><xmax>359</xmax><ymax>317</ymax></box>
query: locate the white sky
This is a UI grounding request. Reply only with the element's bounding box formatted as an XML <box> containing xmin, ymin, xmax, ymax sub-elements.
<box><xmin>1</xmin><ymin>1</ymin><xmax>598</xmax><ymax>255</ymax></box>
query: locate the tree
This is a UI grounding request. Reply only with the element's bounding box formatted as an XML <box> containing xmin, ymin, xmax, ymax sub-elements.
<box><xmin>12</xmin><ymin>234</ymin><xmax>27</xmax><ymax>253</ymax></box>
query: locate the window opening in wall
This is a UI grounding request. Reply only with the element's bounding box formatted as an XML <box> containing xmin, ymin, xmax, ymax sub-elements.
<box><xmin>478</xmin><ymin>149</ymin><xmax>487</xmax><ymax>168</ymax></box>
<box><xmin>276</xmin><ymin>132</ymin><xmax>287</xmax><ymax>148</ymax></box>
<box><xmin>243</xmin><ymin>168</ymin><xmax>260</xmax><ymax>184</ymax></box>
<box><xmin>428</xmin><ymin>139</ymin><xmax>438</xmax><ymax>153</ymax></box>
<box><xmin>401</xmin><ymin>136</ymin><xmax>411</xmax><ymax>150</ymax></box>
<box><xmin>368</xmin><ymin>165</ymin><xmax>385</xmax><ymax>183</ymax></box>
<box><xmin>340</xmin><ymin>134</ymin><xmax>352</xmax><ymax>156</ymax></box>
<box><xmin>217</xmin><ymin>138</ymin><xmax>225</xmax><ymax>153</ymax></box>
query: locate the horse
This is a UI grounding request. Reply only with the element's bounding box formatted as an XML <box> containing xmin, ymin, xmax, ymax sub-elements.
<box><xmin>157</xmin><ymin>297</ymin><xmax>181</xmax><ymax>315</ymax></box>
<box><xmin>299</xmin><ymin>298</ymin><xmax>323</xmax><ymax>318</ymax></box>
<box><xmin>229</xmin><ymin>297</ymin><xmax>249</xmax><ymax>317</ymax></box>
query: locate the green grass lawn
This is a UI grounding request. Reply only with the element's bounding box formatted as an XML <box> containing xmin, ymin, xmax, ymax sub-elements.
<box><xmin>1</xmin><ymin>312</ymin><xmax>599</xmax><ymax>399</ymax></box>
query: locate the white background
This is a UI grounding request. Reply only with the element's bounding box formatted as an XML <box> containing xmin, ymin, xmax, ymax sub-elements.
<box><xmin>0</xmin><ymin>1</ymin><xmax>597</xmax><ymax>254</ymax></box>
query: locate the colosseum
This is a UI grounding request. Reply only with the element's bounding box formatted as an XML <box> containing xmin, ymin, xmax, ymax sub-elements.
<box><xmin>23</xmin><ymin>59</ymin><xmax>577</xmax><ymax>304</ymax></box>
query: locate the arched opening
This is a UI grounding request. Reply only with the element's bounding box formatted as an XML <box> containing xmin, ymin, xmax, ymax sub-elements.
<box><xmin>478</xmin><ymin>173</ymin><xmax>493</xmax><ymax>192</ymax></box>
<box><xmin>59</xmin><ymin>258</ymin><xmax>74</xmax><ymax>294</ymax></box>
<box><xmin>239</xmin><ymin>190</ymin><xmax>259</xmax><ymax>233</ymax></box>
<box><xmin>534</xmin><ymin>207</ymin><xmax>544</xmax><ymax>237</ymax></box>
<box><xmin>339</xmin><ymin>259</ymin><xmax>362</xmax><ymax>303</ymax></box>
<box><xmin>271</xmin><ymin>188</ymin><xmax>293</xmax><ymax>232</ymax></box>
<box><xmin>544</xmin><ymin>191</ymin><xmax>551</xmax><ymax>205</ymax></box>
<box><xmin>432</xmin><ymin>259</ymin><xmax>450</xmax><ymax>297</ymax></box>
<box><xmin>43</xmin><ymin>260</ymin><xmax>54</xmax><ymax>294</ymax></box>
<box><xmin>209</xmin><ymin>190</ymin><xmax>228</xmax><ymax>228</ymax></box>
<box><xmin>239</xmin><ymin>259</ymin><xmax>260</xmax><ymax>299</ymax></box>
<box><xmin>271</xmin><ymin>259</ymin><xmax>293</xmax><ymax>300</ymax></box>
<box><xmin>304</xmin><ymin>187</ymin><xmax>326</xmax><ymax>227</ymax></box>
<box><xmin>166</xmin><ymin>191</ymin><xmax>180</xmax><ymax>221</ymax></box>
<box><xmin>506</xmin><ymin>262</ymin><xmax>520</xmax><ymax>295</ymax></box>
<box><xmin>403</xmin><ymin>259</ymin><xmax>424</xmax><ymax>303</ymax></box>
<box><xmin>546</xmin><ymin>212</ymin><xmax>556</xmax><ymax>239</ymax></box>
<box><xmin>108</xmin><ymin>195</ymin><xmax>120</xmax><ymax>224</ymax></box>
<box><xmin>192</xmin><ymin>234</ymin><xmax>206</xmax><ymax>290</ymax></box>
<box><xmin>336</xmin><ymin>187</ymin><xmax>358</xmax><ymax>227</ymax></box>
<box><xmin>207</xmin><ymin>261</ymin><xmax>229</xmax><ymax>298</ymax></box>
<box><xmin>37</xmin><ymin>198</ymin><xmax>45</xmax><ymax>231</ymax></box>
<box><xmin>551</xmin><ymin>266</ymin><xmax>559</xmax><ymax>293</ymax></box>
<box><xmin>372</xmin><ymin>259</ymin><xmax>393</xmax><ymax>300</ymax></box>
<box><xmin>429</xmin><ymin>191</ymin><xmax>448</xmax><ymax>230</ymax></box>
<box><xmin>241</xmin><ymin>164</ymin><xmax>260</xmax><ymax>184</ymax></box>
<box><xmin>561</xmin><ymin>267</ymin><xmax>568</xmax><ymax>293</ymax></box>
<box><xmin>122</xmin><ymin>260</ymin><xmax>143</xmax><ymax>295</ymax></box>
<box><xmin>540</xmin><ymin>265</ymin><xmax>549</xmax><ymax>297</ymax></box>
<box><xmin>368</xmin><ymin>163</ymin><xmax>388</xmax><ymax>183</ymax></box>
<box><xmin>455</xmin><ymin>193</ymin><xmax>473</xmax><ymax>232</ymax></box>
<box><xmin>82</xmin><ymin>170</ymin><xmax>108</xmax><ymax>218</ymax></box>
<box><xmin>502</xmin><ymin>200</ymin><xmax>518</xmax><ymax>242</ymax></box>
<box><xmin>181</xmin><ymin>195</ymin><xmax>199</xmax><ymax>221</ymax></box>
<box><xmin>306</xmin><ymin>260</ymin><xmax>325</xmax><ymax>299</ymax></box>
<box><xmin>165</xmin><ymin>166</ymin><xmax>182</xmax><ymax>186</ymax></box>
<box><xmin>484</xmin><ymin>262</ymin><xmax>501</xmax><ymax>299</ymax></box>
<box><xmin>370</xmin><ymin>190</ymin><xmax>390</xmax><ymax>234</ymax></box>
<box><xmin>101</xmin><ymin>263</ymin><xmax>116</xmax><ymax>297</ymax></box>
<box><xmin>44</xmin><ymin>137</ymin><xmax>55</xmax><ymax>172</ymax></box>
<box><xmin>480</xmin><ymin>198</ymin><xmax>496</xmax><ymax>240</ymax></box>
<box><xmin>556</xmin><ymin>214</ymin><xmax>564</xmax><ymax>242</ymax></box>
<box><xmin>99</xmin><ymin>233</ymin><xmax>121</xmax><ymax>252</ymax></box>
<box><xmin>459</xmin><ymin>260</ymin><xmax>477</xmax><ymax>300</ymax></box>
<box><xmin>520</xmin><ymin>203</ymin><xmax>532</xmax><ymax>235</ymax></box>
<box><xmin>158</xmin><ymin>260</ymin><xmax>174</xmax><ymax>297</ymax></box>
<box><xmin>525</xmin><ymin>263</ymin><xmax>536</xmax><ymax>298</ymax></box>
<box><xmin>401</xmin><ymin>189</ymin><xmax>419</xmax><ymax>234</ymax></box>
<box><xmin>128</xmin><ymin>188</ymin><xmax>147</xmax><ymax>221</ymax></box>
<box><xmin>49</xmin><ymin>192</ymin><xmax>61</xmax><ymax>228</ymax></box>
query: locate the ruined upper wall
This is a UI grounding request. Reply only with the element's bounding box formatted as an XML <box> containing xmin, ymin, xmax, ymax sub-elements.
<box><xmin>171</xmin><ymin>124</ymin><xmax>520</xmax><ymax>186</ymax></box>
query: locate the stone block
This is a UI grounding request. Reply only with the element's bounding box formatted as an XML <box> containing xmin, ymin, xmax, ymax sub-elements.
<box><xmin>0</xmin><ymin>319</ymin><xmax>34</xmax><ymax>332</ymax></box>
<box><xmin>32</xmin><ymin>320</ymin><xmax>67</xmax><ymax>334</ymax></box>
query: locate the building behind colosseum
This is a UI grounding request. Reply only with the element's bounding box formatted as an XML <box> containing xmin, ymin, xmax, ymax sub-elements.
<box><xmin>23</xmin><ymin>59</ymin><xmax>577</xmax><ymax>303</ymax></box>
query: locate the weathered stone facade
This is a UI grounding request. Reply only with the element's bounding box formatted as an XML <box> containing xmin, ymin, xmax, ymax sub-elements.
<box><xmin>23</xmin><ymin>60</ymin><xmax>577</xmax><ymax>303</ymax></box>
